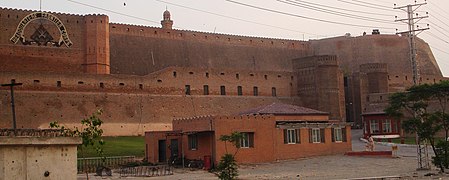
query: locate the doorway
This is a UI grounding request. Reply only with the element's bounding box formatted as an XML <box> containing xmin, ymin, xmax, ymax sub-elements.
<box><xmin>158</xmin><ymin>140</ymin><xmax>166</xmax><ymax>163</ymax></box>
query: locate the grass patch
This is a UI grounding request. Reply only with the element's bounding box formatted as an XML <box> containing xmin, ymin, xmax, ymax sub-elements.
<box><xmin>390</xmin><ymin>137</ymin><xmax>417</xmax><ymax>145</ymax></box>
<box><xmin>78</xmin><ymin>136</ymin><xmax>145</xmax><ymax>158</ymax></box>
<box><xmin>390</xmin><ymin>137</ymin><xmax>447</xmax><ymax>145</ymax></box>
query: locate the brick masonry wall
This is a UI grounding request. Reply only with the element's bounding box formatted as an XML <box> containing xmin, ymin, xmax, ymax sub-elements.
<box><xmin>0</xmin><ymin>67</ymin><xmax>296</xmax><ymax>97</ymax></box>
<box><xmin>293</xmin><ymin>55</ymin><xmax>345</xmax><ymax>120</ymax></box>
<box><xmin>174</xmin><ymin>115</ymin><xmax>353</xmax><ymax>164</ymax></box>
<box><xmin>0</xmin><ymin>90</ymin><xmax>300</xmax><ymax>136</ymax></box>
<box><xmin>310</xmin><ymin>35</ymin><xmax>442</xmax><ymax>77</ymax></box>
<box><xmin>109</xmin><ymin>23</ymin><xmax>311</xmax><ymax>75</ymax></box>
<box><xmin>0</xmin><ymin>8</ymin><xmax>109</xmax><ymax>74</ymax></box>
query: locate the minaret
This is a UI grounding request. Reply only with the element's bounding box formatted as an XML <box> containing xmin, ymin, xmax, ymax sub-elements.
<box><xmin>161</xmin><ymin>9</ymin><xmax>173</xmax><ymax>30</ymax></box>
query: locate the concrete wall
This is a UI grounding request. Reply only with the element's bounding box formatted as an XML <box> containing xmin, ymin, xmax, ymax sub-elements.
<box><xmin>0</xmin><ymin>137</ymin><xmax>80</xmax><ymax>180</ymax></box>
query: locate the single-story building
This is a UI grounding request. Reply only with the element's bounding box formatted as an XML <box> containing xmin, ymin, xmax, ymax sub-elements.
<box><xmin>361</xmin><ymin>103</ymin><xmax>401</xmax><ymax>139</ymax></box>
<box><xmin>145</xmin><ymin>103</ymin><xmax>352</xmax><ymax>166</ymax></box>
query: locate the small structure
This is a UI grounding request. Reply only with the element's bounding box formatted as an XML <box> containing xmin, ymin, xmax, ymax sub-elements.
<box><xmin>362</xmin><ymin>102</ymin><xmax>401</xmax><ymax>140</ymax></box>
<box><xmin>145</xmin><ymin>103</ymin><xmax>352</xmax><ymax>166</ymax></box>
<box><xmin>0</xmin><ymin>129</ymin><xmax>81</xmax><ymax>180</ymax></box>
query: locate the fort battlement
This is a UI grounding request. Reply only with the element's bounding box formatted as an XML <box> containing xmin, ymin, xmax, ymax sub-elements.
<box><xmin>292</xmin><ymin>55</ymin><xmax>338</xmax><ymax>69</ymax></box>
<box><xmin>387</xmin><ymin>73</ymin><xmax>449</xmax><ymax>92</ymax></box>
<box><xmin>360</xmin><ymin>63</ymin><xmax>388</xmax><ymax>73</ymax></box>
<box><xmin>109</xmin><ymin>23</ymin><xmax>309</xmax><ymax>50</ymax></box>
<box><xmin>0</xmin><ymin>7</ymin><xmax>108</xmax><ymax>27</ymax></box>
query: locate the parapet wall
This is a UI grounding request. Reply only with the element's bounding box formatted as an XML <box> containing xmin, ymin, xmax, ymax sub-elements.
<box><xmin>387</xmin><ymin>73</ymin><xmax>449</xmax><ymax>92</ymax></box>
<box><xmin>109</xmin><ymin>23</ymin><xmax>309</xmax><ymax>49</ymax></box>
<box><xmin>360</xmin><ymin>63</ymin><xmax>388</xmax><ymax>73</ymax></box>
<box><xmin>109</xmin><ymin>23</ymin><xmax>311</xmax><ymax>75</ymax></box>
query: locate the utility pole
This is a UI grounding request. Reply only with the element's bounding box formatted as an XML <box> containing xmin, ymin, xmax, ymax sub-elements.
<box><xmin>394</xmin><ymin>1</ymin><xmax>430</xmax><ymax>170</ymax></box>
<box><xmin>1</xmin><ymin>80</ymin><xmax>23</xmax><ymax>136</ymax></box>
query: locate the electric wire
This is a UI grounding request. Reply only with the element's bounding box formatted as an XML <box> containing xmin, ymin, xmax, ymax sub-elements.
<box><xmin>281</xmin><ymin>0</ymin><xmax>393</xmax><ymax>17</ymax></box>
<box><xmin>427</xmin><ymin>1</ymin><xmax>449</xmax><ymax>19</ymax></box>
<box><xmin>372</xmin><ymin>0</ymin><xmax>393</xmax><ymax>5</ymax></box>
<box><xmin>429</xmin><ymin>21</ymin><xmax>449</xmax><ymax>39</ymax></box>
<box><xmin>350</xmin><ymin>0</ymin><xmax>393</xmax><ymax>9</ymax></box>
<box><xmin>278</xmin><ymin>0</ymin><xmax>399</xmax><ymax>24</ymax></box>
<box><xmin>428</xmin><ymin>8</ymin><xmax>449</xmax><ymax>23</ymax></box>
<box><xmin>430</xmin><ymin>45</ymin><xmax>449</xmax><ymax>56</ymax></box>
<box><xmin>427</xmin><ymin>32</ymin><xmax>449</xmax><ymax>44</ymax></box>
<box><xmin>429</xmin><ymin>14</ymin><xmax>449</xmax><ymax>30</ymax></box>
<box><xmin>224</xmin><ymin>0</ymin><xmax>396</xmax><ymax>30</ymax></box>
<box><xmin>336</xmin><ymin>0</ymin><xmax>397</xmax><ymax>12</ymax></box>
<box><xmin>154</xmin><ymin>0</ymin><xmax>321</xmax><ymax>36</ymax></box>
<box><xmin>66</xmin><ymin>0</ymin><xmax>184</xmax><ymax>29</ymax></box>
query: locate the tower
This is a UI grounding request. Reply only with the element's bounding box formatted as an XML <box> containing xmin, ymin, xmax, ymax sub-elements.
<box><xmin>84</xmin><ymin>15</ymin><xmax>110</xmax><ymax>74</ymax></box>
<box><xmin>161</xmin><ymin>10</ymin><xmax>173</xmax><ymax>30</ymax></box>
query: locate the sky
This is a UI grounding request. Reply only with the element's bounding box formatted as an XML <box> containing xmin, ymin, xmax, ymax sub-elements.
<box><xmin>1</xmin><ymin>0</ymin><xmax>449</xmax><ymax>76</ymax></box>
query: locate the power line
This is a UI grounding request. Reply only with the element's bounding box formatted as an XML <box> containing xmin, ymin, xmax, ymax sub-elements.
<box><xmin>224</xmin><ymin>0</ymin><xmax>396</xmax><ymax>30</ymax></box>
<box><xmin>66</xmin><ymin>0</ymin><xmax>183</xmax><ymax>28</ymax></box>
<box><xmin>154</xmin><ymin>0</ymin><xmax>321</xmax><ymax>36</ymax></box>
<box><xmin>429</xmin><ymin>15</ymin><xmax>449</xmax><ymax>30</ymax></box>
<box><xmin>278</xmin><ymin>0</ymin><xmax>398</xmax><ymax>24</ymax></box>
<box><xmin>427</xmin><ymin>31</ymin><xmax>449</xmax><ymax>44</ymax></box>
<box><xmin>427</xmin><ymin>8</ymin><xmax>449</xmax><ymax>23</ymax></box>
<box><xmin>350</xmin><ymin>0</ymin><xmax>393</xmax><ymax>9</ymax></box>
<box><xmin>281</xmin><ymin>0</ymin><xmax>393</xmax><ymax>17</ymax></box>
<box><xmin>430</xmin><ymin>45</ymin><xmax>449</xmax><ymax>56</ymax></box>
<box><xmin>427</xmin><ymin>1</ymin><xmax>449</xmax><ymax>19</ymax></box>
<box><xmin>336</xmin><ymin>0</ymin><xmax>397</xmax><ymax>12</ymax></box>
<box><xmin>428</xmin><ymin>21</ymin><xmax>449</xmax><ymax>39</ymax></box>
<box><xmin>373</xmin><ymin>0</ymin><xmax>394</xmax><ymax>5</ymax></box>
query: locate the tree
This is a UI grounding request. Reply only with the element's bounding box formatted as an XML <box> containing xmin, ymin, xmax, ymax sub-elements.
<box><xmin>216</xmin><ymin>132</ymin><xmax>244</xmax><ymax>180</ymax></box>
<box><xmin>386</xmin><ymin>81</ymin><xmax>449</xmax><ymax>172</ymax></box>
<box><xmin>50</xmin><ymin>109</ymin><xmax>105</xmax><ymax>179</ymax></box>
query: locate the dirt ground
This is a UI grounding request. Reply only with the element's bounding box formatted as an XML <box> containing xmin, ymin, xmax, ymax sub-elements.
<box><xmin>78</xmin><ymin>129</ymin><xmax>449</xmax><ymax>180</ymax></box>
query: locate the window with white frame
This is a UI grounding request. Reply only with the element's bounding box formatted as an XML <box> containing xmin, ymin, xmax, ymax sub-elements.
<box><xmin>188</xmin><ymin>134</ymin><xmax>198</xmax><ymax>150</ymax></box>
<box><xmin>284</xmin><ymin>129</ymin><xmax>300</xmax><ymax>144</ymax></box>
<box><xmin>311</xmin><ymin>128</ymin><xmax>321</xmax><ymax>143</ymax></box>
<box><xmin>333</xmin><ymin>128</ymin><xmax>343</xmax><ymax>142</ymax></box>
<box><xmin>370</xmin><ymin>120</ymin><xmax>379</xmax><ymax>133</ymax></box>
<box><xmin>240</xmin><ymin>132</ymin><xmax>254</xmax><ymax>148</ymax></box>
<box><xmin>383</xmin><ymin>119</ymin><xmax>392</xmax><ymax>133</ymax></box>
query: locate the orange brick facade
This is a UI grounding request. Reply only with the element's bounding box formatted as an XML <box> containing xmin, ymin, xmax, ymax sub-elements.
<box><xmin>145</xmin><ymin>114</ymin><xmax>351</xmax><ymax>165</ymax></box>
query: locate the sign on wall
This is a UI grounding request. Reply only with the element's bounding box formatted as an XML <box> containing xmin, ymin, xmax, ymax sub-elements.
<box><xmin>10</xmin><ymin>12</ymin><xmax>73</xmax><ymax>47</ymax></box>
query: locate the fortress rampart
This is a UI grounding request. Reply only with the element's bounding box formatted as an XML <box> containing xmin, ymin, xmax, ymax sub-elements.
<box><xmin>0</xmin><ymin>7</ymin><xmax>446</xmax><ymax>133</ymax></box>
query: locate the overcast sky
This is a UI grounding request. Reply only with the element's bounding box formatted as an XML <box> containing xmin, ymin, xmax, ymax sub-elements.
<box><xmin>2</xmin><ymin>0</ymin><xmax>448</xmax><ymax>76</ymax></box>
